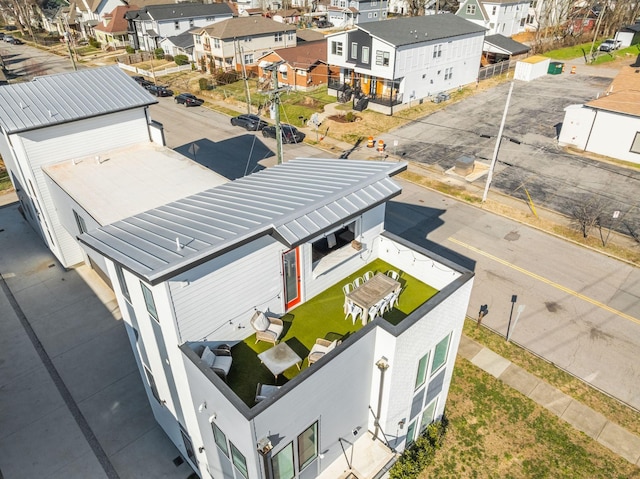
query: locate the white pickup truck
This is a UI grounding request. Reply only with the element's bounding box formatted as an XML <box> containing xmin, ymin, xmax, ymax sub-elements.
<box><xmin>598</xmin><ymin>39</ymin><xmax>622</xmax><ymax>52</ymax></box>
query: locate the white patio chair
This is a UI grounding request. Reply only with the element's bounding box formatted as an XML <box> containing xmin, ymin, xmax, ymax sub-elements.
<box><xmin>342</xmin><ymin>283</ymin><xmax>354</xmax><ymax>314</ymax></box>
<box><xmin>386</xmin><ymin>270</ymin><xmax>400</xmax><ymax>281</ymax></box>
<box><xmin>250</xmin><ymin>311</ymin><xmax>284</xmax><ymax>345</ymax></box>
<box><xmin>255</xmin><ymin>383</ymin><xmax>281</xmax><ymax>403</ymax></box>
<box><xmin>363</xmin><ymin>271</ymin><xmax>374</xmax><ymax>282</ymax></box>
<box><xmin>353</xmin><ymin>277</ymin><xmax>364</xmax><ymax>288</ymax></box>
<box><xmin>368</xmin><ymin>299</ymin><xmax>386</xmax><ymax>321</ymax></box>
<box><xmin>308</xmin><ymin>338</ymin><xmax>341</xmax><ymax>365</ymax></box>
<box><xmin>345</xmin><ymin>300</ymin><xmax>363</xmax><ymax>325</ymax></box>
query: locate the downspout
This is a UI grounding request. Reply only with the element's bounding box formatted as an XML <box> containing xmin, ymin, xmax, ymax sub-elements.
<box><xmin>583</xmin><ymin>109</ymin><xmax>598</xmax><ymax>152</ymax></box>
<box><xmin>373</xmin><ymin>357</ymin><xmax>389</xmax><ymax>440</ymax></box>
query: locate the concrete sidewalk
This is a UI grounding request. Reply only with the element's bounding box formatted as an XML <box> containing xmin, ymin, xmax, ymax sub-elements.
<box><xmin>458</xmin><ymin>336</ymin><xmax>640</xmax><ymax>466</ymax></box>
<box><xmin>0</xmin><ymin>196</ymin><xmax>193</xmax><ymax>479</ymax></box>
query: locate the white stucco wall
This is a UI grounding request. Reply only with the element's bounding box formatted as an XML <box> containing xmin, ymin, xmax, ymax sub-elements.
<box><xmin>558</xmin><ymin>104</ymin><xmax>596</xmax><ymax>150</ymax></box>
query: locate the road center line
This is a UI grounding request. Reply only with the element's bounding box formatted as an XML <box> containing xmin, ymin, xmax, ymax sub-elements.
<box><xmin>448</xmin><ymin>237</ymin><xmax>640</xmax><ymax>326</ymax></box>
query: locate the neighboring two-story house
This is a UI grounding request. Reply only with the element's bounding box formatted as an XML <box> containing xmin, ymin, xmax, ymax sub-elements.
<box><xmin>94</xmin><ymin>4</ymin><xmax>136</xmax><ymax>50</ymax></box>
<box><xmin>326</xmin><ymin>14</ymin><xmax>486</xmax><ymax>114</ymax></box>
<box><xmin>193</xmin><ymin>17</ymin><xmax>296</xmax><ymax>73</ymax></box>
<box><xmin>328</xmin><ymin>0</ymin><xmax>388</xmax><ymax>27</ymax></box>
<box><xmin>456</xmin><ymin>0</ymin><xmax>529</xmax><ymax>36</ymax></box>
<box><xmin>74</xmin><ymin>0</ymin><xmax>124</xmax><ymax>38</ymax></box>
<box><xmin>0</xmin><ymin>66</ymin><xmax>475</xmax><ymax>479</ymax></box>
<box><xmin>127</xmin><ymin>3</ymin><xmax>235</xmax><ymax>52</ymax></box>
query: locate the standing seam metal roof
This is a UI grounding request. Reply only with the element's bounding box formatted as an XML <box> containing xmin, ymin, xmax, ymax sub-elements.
<box><xmin>0</xmin><ymin>66</ymin><xmax>157</xmax><ymax>134</ymax></box>
<box><xmin>79</xmin><ymin>158</ymin><xmax>407</xmax><ymax>284</ymax></box>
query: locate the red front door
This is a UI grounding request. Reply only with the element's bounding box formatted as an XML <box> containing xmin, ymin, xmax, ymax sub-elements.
<box><xmin>283</xmin><ymin>248</ymin><xmax>301</xmax><ymax>309</ymax></box>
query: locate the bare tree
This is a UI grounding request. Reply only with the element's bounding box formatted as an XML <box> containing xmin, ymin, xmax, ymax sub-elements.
<box><xmin>570</xmin><ymin>195</ymin><xmax>610</xmax><ymax>239</ymax></box>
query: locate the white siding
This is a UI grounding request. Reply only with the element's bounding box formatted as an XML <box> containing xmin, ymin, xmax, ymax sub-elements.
<box><xmin>303</xmin><ymin>206</ymin><xmax>385</xmax><ymax>300</ymax></box>
<box><xmin>585</xmin><ymin>110</ymin><xmax>640</xmax><ymax>165</ymax></box>
<box><xmin>395</xmin><ymin>32</ymin><xmax>484</xmax><ymax>101</ymax></box>
<box><xmin>169</xmin><ymin>236</ymin><xmax>285</xmax><ymax>342</ymax></box>
<box><xmin>382</xmin><ymin>279</ymin><xmax>473</xmax><ymax>449</ymax></box>
<box><xmin>15</xmin><ymin>109</ymin><xmax>150</xmax><ymax>267</ymax></box>
<box><xmin>45</xmin><ymin>175</ymin><xmax>108</xmax><ymax>273</ymax></box>
<box><xmin>558</xmin><ymin>105</ymin><xmax>596</xmax><ymax>151</ymax></box>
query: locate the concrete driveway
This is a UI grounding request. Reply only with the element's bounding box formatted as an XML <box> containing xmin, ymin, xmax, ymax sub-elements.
<box><xmin>386</xmin><ymin>64</ymin><xmax>640</xmax><ymax>238</ymax></box>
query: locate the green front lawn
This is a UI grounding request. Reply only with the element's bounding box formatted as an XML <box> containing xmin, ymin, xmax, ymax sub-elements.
<box><xmin>227</xmin><ymin>258</ymin><xmax>438</xmax><ymax>406</ymax></box>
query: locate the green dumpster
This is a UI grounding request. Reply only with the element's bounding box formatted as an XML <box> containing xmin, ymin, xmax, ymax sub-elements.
<box><xmin>548</xmin><ymin>61</ymin><xmax>564</xmax><ymax>75</ymax></box>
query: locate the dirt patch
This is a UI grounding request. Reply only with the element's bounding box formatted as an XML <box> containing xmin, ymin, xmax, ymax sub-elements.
<box><xmin>327</xmin><ymin>114</ymin><xmax>361</xmax><ymax>123</ymax></box>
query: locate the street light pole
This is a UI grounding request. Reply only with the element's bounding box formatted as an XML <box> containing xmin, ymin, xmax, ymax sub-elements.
<box><xmin>482</xmin><ymin>81</ymin><xmax>514</xmax><ymax>203</ymax></box>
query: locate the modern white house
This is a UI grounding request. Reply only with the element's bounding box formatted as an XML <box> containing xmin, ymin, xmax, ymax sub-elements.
<box><xmin>126</xmin><ymin>3</ymin><xmax>235</xmax><ymax>52</ymax></box>
<box><xmin>456</xmin><ymin>0</ymin><xmax>529</xmax><ymax>36</ymax></box>
<box><xmin>192</xmin><ymin>17</ymin><xmax>297</xmax><ymax>72</ymax></box>
<box><xmin>0</xmin><ymin>67</ymin><xmax>169</xmax><ymax>271</ymax></box>
<box><xmin>326</xmin><ymin>14</ymin><xmax>486</xmax><ymax>114</ymax></box>
<box><xmin>558</xmin><ymin>66</ymin><xmax>640</xmax><ymax>165</ymax></box>
<box><xmin>77</xmin><ymin>157</ymin><xmax>474</xmax><ymax>479</ymax></box>
<box><xmin>0</xmin><ymin>67</ymin><xmax>474</xmax><ymax>479</ymax></box>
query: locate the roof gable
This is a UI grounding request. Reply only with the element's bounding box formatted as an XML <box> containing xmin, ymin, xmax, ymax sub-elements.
<box><xmin>456</xmin><ymin>0</ymin><xmax>488</xmax><ymax>22</ymax></box>
<box><xmin>0</xmin><ymin>66</ymin><xmax>157</xmax><ymax>134</ymax></box>
<box><xmin>95</xmin><ymin>5</ymin><xmax>136</xmax><ymax>34</ymax></box>
<box><xmin>359</xmin><ymin>13</ymin><xmax>486</xmax><ymax>47</ymax></box>
<box><xmin>197</xmin><ymin>16</ymin><xmax>295</xmax><ymax>39</ymax></box>
<box><xmin>79</xmin><ymin>158</ymin><xmax>407</xmax><ymax>284</ymax></box>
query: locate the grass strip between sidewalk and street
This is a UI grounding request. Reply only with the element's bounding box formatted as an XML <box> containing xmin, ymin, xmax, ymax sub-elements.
<box><xmin>463</xmin><ymin>319</ymin><xmax>640</xmax><ymax>437</ymax></box>
<box><xmin>418</xmin><ymin>356</ymin><xmax>640</xmax><ymax>478</ymax></box>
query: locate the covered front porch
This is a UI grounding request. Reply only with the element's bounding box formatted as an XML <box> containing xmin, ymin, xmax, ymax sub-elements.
<box><xmin>328</xmin><ymin>69</ymin><xmax>403</xmax><ymax>114</ymax></box>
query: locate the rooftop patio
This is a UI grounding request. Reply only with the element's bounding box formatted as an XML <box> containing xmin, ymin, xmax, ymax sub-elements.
<box><xmin>225</xmin><ymin>258</ymin><xmax>439</xmax><ymax>406</ymax></box>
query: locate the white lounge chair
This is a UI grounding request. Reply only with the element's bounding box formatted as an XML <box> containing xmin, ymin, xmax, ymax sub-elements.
<box><xmin>250</xmin><ymin>311</ymin><xmax>284</xmax><ymax>345</ymax></box>
<box><xmin>308</xmin><ymin>339</ymin><xmax>340</xmax><ymax>365</ymax></box>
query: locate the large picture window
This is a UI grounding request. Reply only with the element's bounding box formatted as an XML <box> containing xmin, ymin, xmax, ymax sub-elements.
<box><xmin>115</xmin><ymin>265</ymin><xmax>130</xmax><ymax>302</ymax></box>
<box><xmin>420</xmin><ymin>399</ymin><xmax>438</xmax><ymax>432</ymax></box>
<box><xmin>230</xmin><ymin>442</ymin><xmax>248</xmax><ymax>478</ymax></box>
<box><xmin>414</xmin><ymin>352</ymin><xmax>430</xmax><ymax>389</ymax></box>
<box><xmin>376</xmin><ymin>50</ymin><xmax>390</xmax><ymax>66</ymax></box>
<box><xmin>298</xmin><ymin>422</ymin><xmax>318</xmax><ymax>471</ymax></box>
<box><xmin>331</xmin><ymin>41</ymin><xmax>343</xmax><ymax>56</ymax></box>
<box><xmin>431</xmin><ymin>333</ymin><xmax>451</xmax><ymax>375</ymax></box>
<box><xmin>311</xmin><ymin>221</ymin><xmax>356</xmax><ymax>264</ymax></box>
<box><xmin>140</xmin><ymin>282</ymin><xmax>159</xmax><ymax>322</ymax></box>
<box><xmin>212</xmin><ymin>422</ymin><xmax>228</xmax><ymax>457</ymax></box>
<box><xmin>272</xmin><ymin>442</ymin><xmax>294</xmax><ymax>479</ymax></box>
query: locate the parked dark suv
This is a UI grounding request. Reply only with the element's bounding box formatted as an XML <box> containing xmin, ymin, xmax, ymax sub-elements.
<box><xmin>131</xmin><ymin>76</ymin><xmax>153</xmax><ymax>89</ymax></box>
<box><xmin>230</xmin><ymin>114</ymin><xmax>268</xmax><ymax>131</ymax></box>
<box><xmin>262</xmin><ymin>124</ymin><xmax>305</xmax><ymax>144</ymax></box>
<box><xmin>147</xmin><ymin>84</ymin><xmax>174</xmax><ymax>97</ymax></box>
<box><xmin>174</xmin><ymin>93</ymin><xmax>204</xmax><ymax>107</ymax></box>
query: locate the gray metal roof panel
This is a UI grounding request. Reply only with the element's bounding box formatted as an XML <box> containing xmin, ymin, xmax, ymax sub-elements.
<box><xmin>0</xmin><ymin>66</ymin><xmax>157</xmax><ymax>134</ymax></box>
<box><xmin>80</xmin><ymin>159</ymin><xmax>406</xmax><ymax>283</ymax></box>
<box><xmin>359</xmin><ymin>13</ymin><xmax>486</xmax><ymax>47</ymax></box>
<box><xmin>144</xmin><ymin>3</ymin><xmax>233</xmax><ymax>20</ymax></box>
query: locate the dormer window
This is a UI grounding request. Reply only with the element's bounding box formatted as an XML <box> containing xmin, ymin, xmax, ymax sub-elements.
<box><xmin>466</xmin><ymin>4</ymin><xmax>476</xmax><ymax>14</ymax></box>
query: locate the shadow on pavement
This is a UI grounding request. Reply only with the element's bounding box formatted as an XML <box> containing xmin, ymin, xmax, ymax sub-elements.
<box><xmin>174</xmin><ymin>135</ymin><xmax>273</xmax><ymax>180</ymax></box>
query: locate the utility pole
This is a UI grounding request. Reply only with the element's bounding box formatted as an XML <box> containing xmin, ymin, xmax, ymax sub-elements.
<box><xmin>238</xmin><ymin>41</ymin><xmax>251</xmax><ymax>114</ymax></box>
<box><xmin>264</xmin><ymin>61</ymin><xmax>286</xmax><ymax>164</ymax></box>
<box><xmin>64</xmin><ymin>32</ymin><xmax>77</xmax><ymax>71</ymax></box>
<box><xmin>482</xmin><ymin>81</ymin><xmax>514</xmax><ymax>203</ymax></box>
<box><xmin>588</xmin><ymin>5</ymin><xmax>606</xmax><ymax>63</ymax></box>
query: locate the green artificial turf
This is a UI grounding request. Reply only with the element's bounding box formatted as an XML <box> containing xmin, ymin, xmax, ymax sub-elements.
<box><xmin>227</xmin><ymin>258</ymin><xmax>438</xmax><ymax>406</ymax></box>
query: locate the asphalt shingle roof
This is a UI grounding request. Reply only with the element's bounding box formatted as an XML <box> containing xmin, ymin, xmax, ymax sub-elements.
<box><xmin>142</xmin><ymin>3</ymin><xmax>233</xmax><ymax>21</ymax></box>
<box><xmin>196</xmin><ymin>16</ymin><xmax>295</xmax><ymax>39</ymax></box>
<box><xmin>484</xmin><ymin>34</ymin><xmax>530</xmax><ymax>54</ymax></box>
<box><xmin>358</xmin><ymin>13</ymin><xmax>486</xmax><ymax>47</ymax></box>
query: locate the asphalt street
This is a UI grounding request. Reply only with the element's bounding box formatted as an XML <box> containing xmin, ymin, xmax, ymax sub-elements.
<box><xmin>150</xmin><ymin>100</ymin><xmax>640</xmax><ymax>411</ymax></box>
<box><xmin>384</xmin><ymin>65</ymin><xmax>640</xmax><ymax>238</ymax></box>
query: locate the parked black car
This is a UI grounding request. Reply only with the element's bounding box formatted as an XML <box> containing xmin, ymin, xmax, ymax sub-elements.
<box><xmin>131</xmin><ymin>76</ymin><xmax>153</xmax><ymax>89</ymax></box>
<box><xmin>175</xmin><ymin>93</ymin><xmax>204</xmax><ymax>107</ymax></box>
<box><xmin>230</xmin><ymin>114</ymin><xmax>268</xmax><ymax>131</ymax></box>
<box><xmin>6</xmin><ymin>37</ymin><xmax>22</xmax><ymax>45</ymax></box>
<box><xmin>4</xmin><ymin>35</ymin><xmax>15</xmax><ymax>43</ymax></box>
<box><xmin>147</xmin><ymin>84</ymin><xmax>174</xmax><ymax>97</ymax></box>
<box><xmin>262</xmin><ymin>124</ymin><xmax>306</xmax><ymax>144</ymax></box>
<box><xmin>316</xmin><ymin>20</ymin><xmax>333</xmax><ymax>28</ymax></box>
